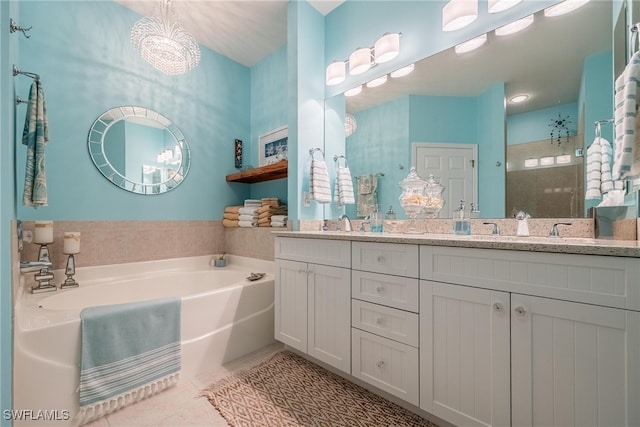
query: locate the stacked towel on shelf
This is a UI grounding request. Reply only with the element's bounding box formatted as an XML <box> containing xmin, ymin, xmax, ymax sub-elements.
<box><xmin>612</xmin><ymin>50</ymin><xmax>640</xmax><ymax>180</ymax></box>
<box><xmin>244</xmin><ymin>199</ymin><xmax>262</xmax><ymax>208</ymax></box>
<box><xmin>334</xmin><ymin>166</ymin><xmax>355</xmax><ymax>205</ymax></box>
<box><xmin>222</xmin><ymin>206</ymin><xmax>242</xmax><ymax>227</ymax></box>
<box><xmin>356</xmin><ymin>174</ymin><xmax>378</xmax><ymax>217</ymax></box>
<box><xmin>271</xmin><ymin>214</ymin><xmax>288</xmax><ymax>228</ymax></box>
<box><xmin>257</xmin><ymin>204</ymin><xmax>288</xmax><ymax>227</ymax></box>
<box><xmin>310</xmin><ymin>160</ymin><xmax>331</xmax><ymax>203</ymax></box>
<box><xmin>238</xmin><ymin>206</ymin><xmax>259</xmax><ymax>227</ymax></box>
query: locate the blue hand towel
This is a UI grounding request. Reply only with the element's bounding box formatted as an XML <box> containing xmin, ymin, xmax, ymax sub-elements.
<box><xmin>22</xmin><ymin>80</ymin><xmax>49</xmax><ymax>208</ymax></box>
<box><xmin>78</xmin><ymin>297</ymin><xmax>181</xmax><ymax>423</ymax></box>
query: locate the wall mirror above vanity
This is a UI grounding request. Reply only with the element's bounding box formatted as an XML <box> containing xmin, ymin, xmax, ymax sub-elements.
<box><xmin>87</xmin><ymin>106</ymin><xmax>191</xmax><ymax>195</ymax></box>
<box><xmin>326</xmin><ymin>0</ymin><xmax>635</xmax><ymax>220</ymax></box>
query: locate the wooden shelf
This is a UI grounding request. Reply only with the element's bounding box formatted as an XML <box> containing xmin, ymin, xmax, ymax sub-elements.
<box><xmin>226</xmin><ymin>160</ymin><xmax>288</xmax><ymax>183</ymax></box>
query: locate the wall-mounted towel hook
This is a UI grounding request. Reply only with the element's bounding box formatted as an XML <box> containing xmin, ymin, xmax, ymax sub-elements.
<box><xmin>9</xmin><ymin>18</ymin><xmax>32</xmax><ymax>38</ymax></box>
<box><xmin>15</xmin><ymin>96</ymin><xmax>27</xmax><ymax>105</ymax></box>
<box><xmin>12</xmin><ymin>64</ymin><xmax>40</xmax><ymax>81</ymax></box>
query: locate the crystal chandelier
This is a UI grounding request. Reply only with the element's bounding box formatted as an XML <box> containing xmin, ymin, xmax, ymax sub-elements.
<box><xmin>131</xmin><ymin>0</ymin><xmax>201</xmax><ymax>76</ymax></box>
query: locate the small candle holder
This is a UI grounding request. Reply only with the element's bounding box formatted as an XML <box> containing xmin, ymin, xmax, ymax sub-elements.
<box><xmin>37</xmin><ymin>243</ymin><xmax>51</xmax><ymax>263</ymax></box>
<box><xmin>60</xmin><ymin>253</ymin><xmax>79</xmax><ymax>289</ymax></box>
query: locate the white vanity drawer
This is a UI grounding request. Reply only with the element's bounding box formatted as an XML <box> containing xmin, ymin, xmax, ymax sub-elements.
<box><xmin>352</xmin><ymin>300</ymin><xmax>418</xmax><ymax>347</ymax></box>
<box><xmin>352</xmin><ymin>328</ymin><xmax>419</xmax><ymax>406</ymax></box>
<box><xmin>352</xmin><ymin>242</ymin><xmax>419</xmax><ymax>278</ymax></box>
<box><xmin>352</xmin><ymin>270</ymin><xmax>419</xmax><ymax>312</ymax></box>
<box><xmin>275</xmin><ymin>237</ymin><xmax>351</xmax><ymax>268</ymax></box>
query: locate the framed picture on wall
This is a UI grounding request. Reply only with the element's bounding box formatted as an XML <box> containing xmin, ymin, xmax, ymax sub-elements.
<box><xmin>258</xmin><ymin>126</ymin><xmax>288</xmax><ymax>166</ymax></box>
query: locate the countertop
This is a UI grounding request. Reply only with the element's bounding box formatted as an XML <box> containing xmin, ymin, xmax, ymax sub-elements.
<box><xmin>272</xmin><ymin>231</ymin><xmax>640</xmax><ymax>258</ymax></box>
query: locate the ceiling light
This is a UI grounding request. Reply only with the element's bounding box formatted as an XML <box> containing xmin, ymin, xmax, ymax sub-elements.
<box><xmin>374</xmin><ymin>33</ymin><xmax>400</xmax><ymax>63</ymax></box>
<box><xmin>495</xmin><ymin>14</ymin><xmax>534</xmax><ymax>36</ymax></box>
<box><xmin>390</xmin><ymin>64</ymin><xmax>415</xmax><ymax>78</ymax></box>
<box><xmin>556</xmin><ymin>154</ymin><xmax>572</xmax><ymax>164</ymax></box>
<box><xmin>344</xmin><ymin>85</ymin><xmax>363</xmax><ymax>97</ymax></box>
<box><xmin>349</xmin><ymin>47</ymin><xmax>372</xmax><ymax>75</ymax></box>
<box><xmin>524</xmin><ymin>159</ymin><xmax>538</xmax><ymax>168</ymax></box>
<box><xmin>540</xmin><ymin>156</ymin><xmax>554</xmax><ymax>166</ymax></box>
<box><xmin>326</xmin><ymin>61</ymin><xmax>346</xmax><ymax>86</ymax></box>
<box><xmin>544</xmin><ymin>0</ymin><xmax>589</xmax><ymax>17</ymax></box>
<box><xmin>442</xmin><ymin>0</ymin><xmax>478</xmax><ymax>31</ymax></box>
<box><xmin>509</xmin><ymin>94</ymin><xmax>529</xmax><ymax>103</ymax></box>
<box><xmin>345</xmin><ymin>114</ymin><xmax>357</xmax><ymax>137</ymax></box>
<box><xmin>488</xmin><ymin>0</ymin><xmax>523</xmax><ymax>13</ymax></box>
<box><xmin>455</xmin><ymin>34</ymin><xmax>487</xmax><ymax>54</ymax></box>
<box><xmin>366</xmin><ymin>75</ymin><xmax>388</xmax><ymax>88</ymax></box>
<box><xmin>130</xmin><ymin>0</ymin><xmax>201</xmax><ymax>75</ymax></box>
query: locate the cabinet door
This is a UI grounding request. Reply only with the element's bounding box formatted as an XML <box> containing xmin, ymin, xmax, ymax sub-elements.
<box><xmin>420</xmin><ymin>281</ymin><xmax>511</xmax><ymax>427</ymax></box>
<box><xmin>274</xmin><ymin>259</ymin><xmax>308</xmax><ymax>352</ymax></box>
<box><xmin>308</xmin><ymin>264</ymin><xmax>351</xmax><ymax>373</ymax></box>
<box><xmin>511</xmin><ymin>294</ymin><xmax>640</xmax><ymax>427</ymax></box>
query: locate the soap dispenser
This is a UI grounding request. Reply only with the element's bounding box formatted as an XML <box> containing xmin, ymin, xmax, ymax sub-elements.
<box><xmin>453</xmin><ymin>200</ymin><xmax>471</xmax><ymax>235</ymax></box>
<box><xmin>516</xmin><ymin>211</ymin><xmax>530</xmax><ymax>236</ymax></box>
<box><xmin>370</xmin><ymin>205</ymin><xmax>383</xmax><ymax>233</ymax></box>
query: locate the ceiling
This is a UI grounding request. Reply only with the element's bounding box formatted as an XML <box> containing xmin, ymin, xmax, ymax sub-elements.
<box><xmin>115</xmin><ymin>0</ymin><xmax>344</xmax><ymax>67</ymax></box>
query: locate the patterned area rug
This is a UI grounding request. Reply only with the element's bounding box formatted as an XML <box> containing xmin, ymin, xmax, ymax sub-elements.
<box><xmin>202</xmin><ymin>350</ymin><xmax>438</xmax><ymax>427</ymax></box>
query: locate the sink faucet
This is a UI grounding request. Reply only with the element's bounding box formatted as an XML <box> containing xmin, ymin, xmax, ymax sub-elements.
<box><xmin>483</xmin><ymin>222</ymin><xmax>500</xmax><ymax>235</ymax></box>
<box><xmin>339</xmin><ymin>214</ymin><xmax>352</xmax><ymax>232</ymax></box>
<box><xmin>549</xmin><ymin>222</ymin><xmax>572</xmax><ymax>238</ymax></box>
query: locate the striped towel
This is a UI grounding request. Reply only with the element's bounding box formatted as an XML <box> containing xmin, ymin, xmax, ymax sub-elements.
<box><xmin>585</xmin><ymin>138</ymin><xmax>603</xmax><ymax>200</ymax></box>
<box><xmin>22</xmin><ymin>80</ymin><xmax>49</xmax><ymax>208</ymax></box>
<box><xmin>333</xmin><ymin>166</ymin><xmax>355</xmax><ymax>205</ymax></box>
<box><xmin>613</xmin><ymin>50</ymin><xmax>640</xmax><ymax>180</ymax></box>
<box><xmin>310</xmin><ymin>160</ymin><xmax>331</xmax><ymax>203</ymax></box>
<box><xmin>78</xmin><ymin>298</ymin><xmax>181</xmax><ymax>424</ymax></box>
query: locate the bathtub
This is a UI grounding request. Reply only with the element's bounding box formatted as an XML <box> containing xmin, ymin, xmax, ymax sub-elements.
<box><xmin>13</xmin><ymin>255</ymin><xmax>275</xmax><ymax>426</ymax></box>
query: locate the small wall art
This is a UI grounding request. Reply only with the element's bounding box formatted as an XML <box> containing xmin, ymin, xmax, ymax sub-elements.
<box><xmin>258</xmin><ymin>126</ymin><xmax>288</xmax><ymax>166</ymax></box>
<box><xmin>234</xmin><ymin>139</ymin><xmax>243</xmax><ymax>169</ymax></box>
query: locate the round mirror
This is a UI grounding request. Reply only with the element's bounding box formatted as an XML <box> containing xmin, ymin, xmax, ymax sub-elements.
<box><xmin>87</xmin><ymin>106</ymin><xmax>191</xmax><ymax>195</ymax></box>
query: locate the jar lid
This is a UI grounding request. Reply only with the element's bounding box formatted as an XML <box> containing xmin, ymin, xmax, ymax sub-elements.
<box><xmin>399</xmin><ymin>167</ymin><xmax>426</xmax><ymax>190</ymax></box>
<box><xmin>424</xmin><ymin>174</ymin><xmax>444</xmax><ymax>192</ymax></box>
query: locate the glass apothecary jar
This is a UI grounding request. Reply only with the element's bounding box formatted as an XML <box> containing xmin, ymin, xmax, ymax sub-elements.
<box><xmin>423</xmin><ymin>174</ymin><xmax>445</xmax><ymax>218</ymax></box>
<box><xmin>398</xmin><ymin>167</ymin><xmax>427</xmax><ymax>233</ymax></box>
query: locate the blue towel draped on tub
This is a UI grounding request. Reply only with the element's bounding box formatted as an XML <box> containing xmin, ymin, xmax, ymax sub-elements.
<box><xmin>22</xmin><ymin>79</ymin><xmax>49</xmax><ymax>208</ymax></box>
<box><xmin>78</xmin><ymin>297</ymin><xmax>181</xmax><ymax>424</ymax></box>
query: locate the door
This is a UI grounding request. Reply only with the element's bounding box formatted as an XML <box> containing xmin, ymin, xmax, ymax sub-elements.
<box><xmin>308</xmin><ymin>263</ymin><xmax>351</xmax><ymax>373</ymax></box>
<box><xmin>420</xmin><ymin>281</ymin><xmax>511</xmax><ymax>427</ymax></box>
<box><xmin>511</xmin><ymin>294</ymin><xmax>640</xmax><ymax>427</ymax></box>
<box><xmin>274</xmin><ymin>259</ymin><xmax>308</xmax><ymax>352</ymax></box>
<box><xmin>413</xmin><ymin>143</ymin><xmax>477</xmax><ymax>217</ymax></box>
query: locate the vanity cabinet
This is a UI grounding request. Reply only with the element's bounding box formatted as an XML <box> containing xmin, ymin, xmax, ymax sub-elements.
<box><xmin>419</xmin><ymin>245</ymin><xmax>640</xmax><ymax>427</ymax></box>
<box><xmin>275</xmin><ymin>237</ymin><xmax>351</xmax><ymax>373</ymax></box>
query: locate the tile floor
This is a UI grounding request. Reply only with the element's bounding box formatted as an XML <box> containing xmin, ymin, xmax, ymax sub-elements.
<box><xmin>85</xmin><ymin>342</ymin><xmax>284</xmax><ymax>427</ymax></box>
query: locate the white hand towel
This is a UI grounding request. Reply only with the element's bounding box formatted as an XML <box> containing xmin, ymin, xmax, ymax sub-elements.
<box><xmin>238</xmin><ymin>207</ymin><xmax>259</xmax><ymax>215</ymax></box>
<box><xmin>238</xmin><ymin>214</ymin><xmax>258</xmax><ymax>221</ymax></box>
<box><xmin>613</xmin><ymin>50</ymin><xmax>640</xmax><ymax>180</ymax></box>
<box><xmin>585</xmin><ymin>138</ymin><xmax>603</xmax><ymax>200</ymax></box>
<box><xmin>337</xmin><ymin>167</ymin><xmax>355</xmax><ymax>204</ymax></box>
<box><xmin>271</xmin><ymin>215</ymin><xmax>287</xmax><ymax>222</ymax></box>
<box><xmin>271</xmin><ymin>221</ymin><xmax>287</xmax><ymax>227</ymax></box>
<box><xmin>238</xmin><ymin>220</ymin><xmax>256</xmax><ymax>227</ymax></box>
<box><xmin>310</xmin><ymin>160</ymin><xmax>331</xmax><ymax>203</ymax></box>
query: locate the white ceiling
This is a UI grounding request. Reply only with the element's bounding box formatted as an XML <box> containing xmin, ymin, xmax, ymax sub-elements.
<box><xmin>116</xmin><ymin>0</ymin><xmax>343</xmax><ymax>67</ymax></box>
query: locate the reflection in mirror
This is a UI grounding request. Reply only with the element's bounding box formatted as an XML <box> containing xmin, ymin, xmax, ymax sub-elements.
<box><xmin>88</xmin><ymin>106</ymin><xmax>190</xmax><ymax>195</ymax></box>
<box><xmin>333</xmin><ymin>0</ymin><xmax>618</xmax><ymax>219</ymax></box>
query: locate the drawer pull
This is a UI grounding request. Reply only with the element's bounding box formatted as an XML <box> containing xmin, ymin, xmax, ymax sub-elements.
<box><xmin>376</xmin><ymin>360</ymin><xmax>385</xmax><ymax>368</ymax></box>
<box><xmin>514</xmin><ymin>306</ymin><xmax>527</xmax><ymax>316</ymax></box>
<box><xmin>376</xmin><ymin>286</ymin><xmax>385</xmax><ymax>294</ymax></box>
<box><xmin>376</xmin><ymin>255</ymin><xmax>385</xmax><ymax>263</ymax></box>
<box><xmin>493</xmin><ymin>302</ymin><xmax>504</xmax><ymax>313</ymax></box>
<box><xmin>376</xmin><ymin>317</ymin><xmax>385</xmax><ymax>325</ymax></box>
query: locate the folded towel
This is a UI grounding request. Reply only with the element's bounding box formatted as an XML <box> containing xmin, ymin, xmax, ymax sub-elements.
<box><xmin>271</xmin><ymin>221</ymin><xmax>287</xmax><ymax>227</ymax></box>
<box><xmin>238</xmin><ymin>207</ymin><xmax>259</xmax><ymax>215</ymax></box>
<box><xmin>222</xmin><ymin>219</ymin><xmax>239</xmax><ymax>228</ymax></box>
<box><xmin>258</xmin><ymin>222</ymin><xmax>272</xmax><ymax>227</ymax></box>
<box><xmin>585</xmin><ymin>138</ymin><xmax>604</xmax><ymax>200</ymax></box>
<box><xmin>244</xmin><ymin>199</ymin><xmax>262</xmax><ymax>207</ymax></box>
<box><xmin>258</xmin><ymin>204</ymin><xmax>288</xmax><ymax>214</ymax></box>
<box><xmin>238</xmin><ymin>220</ymin><xmax>256</xmax><ymax>227</ymax></box>
<box><xmin>238</xmin><ymin>214</ymin><xmax>258</xmax><ymax>221</ymax></box>
<box><xmin>310</xmin><ymin>160</ymin><xmax>331</xmax><ymax>203</ymax></box>
<box><xmin>261</xmin><ymin>198</ymin><xmax>281</xmax><ymax>207</ymax></box>
<box><xmin>258</xmin><ymin>208</ymin><xmax>287</xmax><ymax>219</ymax></box>
<box><xmin>613</xmin><ymin>50</ymin><xmax>640</xmax><ymax>179</ymax></box>
<box><xmin>22</xmin><ymin>80</ymin><xmax>49</xmax><ymax>208</ymax></box>
<box><xmin>271</xmin><ymin>215</ymin><xmax>288</xmax><ymax>222</ymax></box>
<box><xmin>78</xmin><ymin>298</ymin><xmax>181</xmax><ymax>424</ymax></box>
<box><xmin>258</xmin><ymin>217</ymin><xmax>270</xmax><ymax>225</ymax></box>
<box><xmin>334</xmin><ymin>166</ymin><xmax>356</xmax><ymax>205</ymax></box>
<box><xmin>223</xmin><ymin>212</ymin><xmax>239</xmax><ymax>220</ymax></box>
<box><xmin>224</xmin><ymin>206</ymin><xmax>241</xmax><ymax>214</ymax></box>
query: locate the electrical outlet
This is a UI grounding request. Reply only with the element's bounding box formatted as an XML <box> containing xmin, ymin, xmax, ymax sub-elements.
<box><xmin>575</xmin><ymin>148</ymin><xmax>584</xmax><ymax>157</ymax></box>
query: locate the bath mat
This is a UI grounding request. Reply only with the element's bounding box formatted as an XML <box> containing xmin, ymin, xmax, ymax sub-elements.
<box><xmin>202</xmin><ymin>350</ymin><xmax>437</xmax><ymax>427</ymax></box>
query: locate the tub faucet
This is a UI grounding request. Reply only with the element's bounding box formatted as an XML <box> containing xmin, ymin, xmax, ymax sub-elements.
<box><xmin>339</xmin><ymin>214</ymin><xmax>352</xmax><ymax>232</ymax></box>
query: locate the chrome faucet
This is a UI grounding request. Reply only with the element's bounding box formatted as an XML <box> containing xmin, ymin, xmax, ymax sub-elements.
<box><xmin>549</xmin><ymin>222</ymin><xmax>572</xmax><ymax>238</ymax></box>
<box><xmin>483</xmin><ymin>222</ymin><xmax>500</xmax><ymax>235</ymax></box>
<box><xmin>339</xmin><ymin>214</ymin><xmax>352</xmax><ymax>232</ymax></box>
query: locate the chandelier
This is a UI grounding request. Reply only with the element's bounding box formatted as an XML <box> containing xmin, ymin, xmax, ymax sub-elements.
<box><xmin>131</xmin><ymin>0</ymin><xmax>201</xmax><ymax>76</ymax></box>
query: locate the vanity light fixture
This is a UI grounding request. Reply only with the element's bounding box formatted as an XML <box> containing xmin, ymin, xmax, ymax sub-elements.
<box><xmin>544</xmin><ymin>0</ymin><xmax>589</xmax><ymax>17</ymax></box>
<box><xmin>349</xmin><ymin>47</ymin><xmax>373</xmax><ymax>75</ymax></box>
<box><xmin>495</xmin><ymin>14</ymin><xmax>534</xmax><ymax>36</ymax></box>
<box><xmin>539</xmin><ymin>156</ymin><xmax>555</xmax><ymax>166</ymax></box>
<box><xmin>524</xmin><ymin>158</ymin><xmax>539</xmax><ymax>168</ymax></box>
<box><xmin>454</xmin><ymin>34</ymin><xmax>487</xmax><ymax>54</ymax></box>
<box><xmin>130</xmin><ymin>0</ymin><xmax>201</xmax><ymax>75</ymax></box>
<box><xmin>375</xmin><ymin>33</ymin><xmax>401</xmax><ymax>63</ymax></box>
<box><xmin>326</xmin><ymin>61</ymin><xmax>346</xmax><ymax>85</ymax></box>
<box><xmin>442</xmin><ymin>0</ymin><xmax>478</xmax><ymax>31</ymax></box>
<box><xmin>344</xmin><ymin>85</ymin><xmax>363</xmax><ymax>97</ymax></box>
<box><xmin>366</xmin><ymin>75</ymin><xmax>388</xmax><ymax>88</ymax></box>
<box><xmin>345</xmin><ymin>114</ymin><xmax>357</xmax><ymax>137</ymax></box>
<box><xmin>390</xmin><ymin>63</ymin><xmax>415</xmax><ymax>78</ymax></box>
<box><xmin>556</xmin><ymin>154</ymin><xmax>572</xmax><ymax>164</ymax></box>
<box><xmin>488</xmin><ymin>0</ymin><xmax>523</xmax><ymax>13</ymax></box>
<box><xmin>509</xmin><ymin>94</ymin><xmax>529</xmax><ymax>103</ymax></box>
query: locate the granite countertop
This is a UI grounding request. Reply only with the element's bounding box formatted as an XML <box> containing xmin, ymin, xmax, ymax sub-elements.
<box><xmin>272</xmin><ymin>231</ymin><xmax>640</xmax><ymax>258</ymax></box>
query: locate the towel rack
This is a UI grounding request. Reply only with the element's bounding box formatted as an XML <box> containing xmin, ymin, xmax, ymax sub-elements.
<box><xmin>9</xmin><ymin>18</ymin><xmax>32</xmax><ymax>38</ymax></box>
<box><xmin>630</xmin><ymin>23</ymin><xmax>640</xmax><ymax>59</ymax></box>
<box><xmin>309</xmin><ymin>147</ymin><xmax>325</xmax><ymax>160</ymax></box>
<box><xmin>12</xmin><ymin>64</ymin><xmax>40</xmax><ymax>81</ymax></box>
<box><xmin>333</xmin><ymin>154</ymin><xmax>349</xmax><ymax>168</ymax></box>
<box><xmin>594</xmin><ymin>119</ymin><xmax>613</xmax><ymax>139</ymax></box>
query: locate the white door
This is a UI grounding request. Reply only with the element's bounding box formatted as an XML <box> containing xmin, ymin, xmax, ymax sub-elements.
<box><xmin>420</xmin><ymin>281</ymin><xmax>511</xmax><ymax>427</ymax></box>
<box><xmin>308</xmin><ymin>264</ymin><xmax>351</xmax><ymax>373</ymax></box>
<box><xmin>511</xmin><ymin>294</ymin><xmax>640</xmax><ymax>427</ymax></box>
<box><xmin>274</xmin><ymin>259</ymin><xmax>308</xmax><ymax>352</ymax></box>
<box><xmin>413</xmin><ymin>143</ymin><xmax>477</xmax><ymax>217</ymax></box>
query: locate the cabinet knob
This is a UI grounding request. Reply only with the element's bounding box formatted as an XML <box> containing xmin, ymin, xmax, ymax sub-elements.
<box><xmin>493</xmin><ymin>302</ymin><xmax>504</xmax><ymax>313</ymax></box>
<box><xmin>376</xmin><ymin>286</ymin><xmax>385</xmax><ymax>294</ymax></box>
<box><xmin>376</xmin><ymin>255</ymin><xmax>385</xmax><ymax>263</ymax></box>
<box><xmin>376</xmin><ymin>360</ymin><xmax>385</xmax><ymax>368</ymax></box>
<box><xmin>514</xmin><ymin>306</ymin><xmax>527</xmax><ymax>316</ymax></box>
<box><xmin>376</xmin><ymin>317</ymin><xmax>385</xmax><ymax>325</ymax></box>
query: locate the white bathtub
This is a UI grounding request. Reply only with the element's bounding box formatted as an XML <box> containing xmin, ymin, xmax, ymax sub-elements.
<box><xmin>13</xmin><ymin>255</ymin><xmax>275</xmax><ymax>426</ymax></box>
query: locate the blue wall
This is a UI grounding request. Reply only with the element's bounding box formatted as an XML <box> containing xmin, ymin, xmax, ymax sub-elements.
<box><xmin>508</xmin><ymin>102</ymin><xmax>579</xmax><ymax>145</ymax></box>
